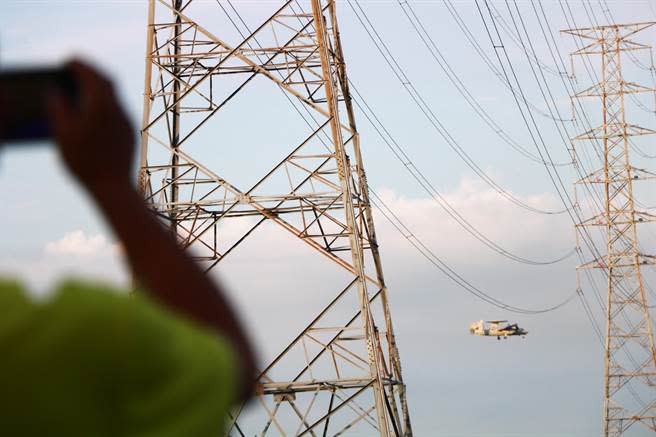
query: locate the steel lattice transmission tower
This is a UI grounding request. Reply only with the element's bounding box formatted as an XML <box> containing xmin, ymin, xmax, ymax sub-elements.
<box><xmin>566</xmin><ymin>22</ymin><xmax>656</xmax><ymax>436</ymax></box>
<box><xmin>138</xmin><ymin>1</ymin><xmax>412</xmax><ymax>435</ymax></box>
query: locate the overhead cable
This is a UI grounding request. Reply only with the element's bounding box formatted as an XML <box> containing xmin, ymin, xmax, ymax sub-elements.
<box><xmin>347</xmin><ymin>0</ymin><xmax>570</xmax><ymax>215</ymax></box>
<box><xmin>393</xmin><ymin>0</ymin><xmax>572</xmax><ymax>168</ymax></box>
<box><xmin>369</xmin><ymin>187</ymin><xmax>578</xmax><ymax>314</ymax></box>
<box><xmin>350</xmin><ymin>81</ymin><xmax>576</xmax><ymax>266</ymax></box>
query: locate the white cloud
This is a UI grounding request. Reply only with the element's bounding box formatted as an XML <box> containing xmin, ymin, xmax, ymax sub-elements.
<box><xmin>44</xmin><ymin>230</ymin><xmax>114</xmax><ymax>257</ymax></box>
<box><xmin>372</xmin><ymin>177</ymin><xmax>573</xmax><ymax>266</ymax></box>
<box><xmin>0</xmin><ymin>182</ymin><xmax>604</xmax><ymax>434</ymax></box>
<box><xmin>0</xmin><ymin>231</ymin><xmax>127</xmax><ymax>295</ymax></box>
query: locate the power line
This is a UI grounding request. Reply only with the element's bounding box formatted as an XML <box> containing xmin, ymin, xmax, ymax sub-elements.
<box><xmin>347</xmin><ymin>0</ymin><xmax>570</xmax><ymax>216</ymax></box>
<box><xmin>436</xmin><ymin>0</ymin><xmax>616</xmax><ymax>331</ymax></box>
<box><xmin>349</xmin><ymin>80</ymin><xmax>576</xmax><ymax>266</ymax></box>
<box><xmin>393</xmin><ymin>0</ymin><xmax>572</xmax><ymax>168</ymax></box>
<box><xmin>443</xmin><ymin>0</ymin><xmax>607</xmax><ymax>230</ymax></box>
<box><xmin>485</xmin><ymin>1</ymin><xmax>566</xmax><ymax>79</ymax></box>
<box><xmin>475</xmin><ymin>0</ymin><xmax>578</xmax><ymax>222</ymax></box>
<box><xmin>557</xmin><ymin>0</ymin><xmax>656</xmax><ymax>305</ymax></box>
<box><xmin>511</xmin><ymin>0</ymin><xmax>648</xmax><ymax>314</ymax></box>
<box><xmin>478</xmin><ymin>0</ymin><xmax>611</xmax><ymax>264</ymax></box>
<box><xmin>442</xmin><ymin>0</ymin><xmax>575</xmax><ymax>124</ymax></box>
<box><xmin>219</xmin><ymin>0</ymin><xmax>579</xmax><ymax>315</ymax></box>
<box><xmin>441</xmin><ymin>0</ymin><xmax>607</xmax><ymax>230</ymax></box>
<box><xmin>369</xmin><ymin>186</ymin><xmax>577</xmax><ymax>314</ymax></box>
<box><xmin>474</xmin><ymin>0</ymin><xmax>636</xmax><ymax>331</ymax></box>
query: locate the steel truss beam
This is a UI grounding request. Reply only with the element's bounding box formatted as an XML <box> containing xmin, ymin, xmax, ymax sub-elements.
<box><xmin>139</xmin><ymin>1</ymin><xmax>412</xmax><ymax>435</ymax></box>
<box><xmin>567</xmin><ymin>22</ymin><xmax>656</xmax><ymax>437</ymax></box>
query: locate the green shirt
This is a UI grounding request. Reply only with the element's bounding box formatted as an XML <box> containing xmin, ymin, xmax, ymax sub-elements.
<box><xmin>0</xmin><ymin>280</ymin><xmax>238</xmax><ymax>436</ymax></box>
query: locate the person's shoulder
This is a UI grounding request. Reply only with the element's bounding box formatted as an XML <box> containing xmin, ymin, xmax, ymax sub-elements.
<box><xmin>52</xmin><ymin>278</ymin><xmax>130</xmax><ymax>302</ymax></box>
<box><xmin>49</xmin><ymin>280</ymin><xmax>241</xmax><ymax>430</ymax></box>
<box><xmin>51</xmin><ymin>279</ymin><xmax>239</xmax><ymax>371</ymax></box>
<box><xmin>46</xmin><ymin>279</ymin><xmax>187</xmax><ymax>343</ymax></box>
<box><xmin>43</xmin><ymin>279</ymin><xmax>136</xmax><ymax>327</ymax></box>
<box><xmin>0</xmin><ymin>278</ymin><xmax>29</xmax><ymax>299</ymax></box>
<box><xmin>0</xmin><ymin>278</ymin><xmax>35</xmax><ymax>331</ymax></box>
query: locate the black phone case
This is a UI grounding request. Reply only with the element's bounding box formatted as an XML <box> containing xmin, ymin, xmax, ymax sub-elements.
<box><xmin>0</xmin><ymin>68</ymin><xmax>78</xmax><ymax>142</ymax></box>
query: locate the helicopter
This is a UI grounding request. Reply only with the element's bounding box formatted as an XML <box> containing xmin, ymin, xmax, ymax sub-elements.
<box><xmin>469</xmin><ymin>320</ymin><xmax>528</xmax><ymax>340</ymax></box>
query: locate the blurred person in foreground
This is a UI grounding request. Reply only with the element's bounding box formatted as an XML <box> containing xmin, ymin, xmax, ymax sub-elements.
<box><xmin>0</xmin><ymin>61</ymin><xmax>256</xmax><ymax>436</ymax></box>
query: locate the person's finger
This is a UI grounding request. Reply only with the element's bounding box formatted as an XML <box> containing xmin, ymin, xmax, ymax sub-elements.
<box><xmin>66</xmin><ymin>60</ymin><xmax>113</xmax><ymax>114</ymax></box>
<box><xmin>46</xmin><ymin>89</ymin><xmax>74</xmax><ymax>141</ymax></box>
<box><xmin>67</xmin><ymin>59</ymin><xmax>104</xmax><ymax>88</ymax></box>
<box><xmin>0</xmin><ymin>86</ymin><xmax>6</xmax><ymax>142</ymax></box>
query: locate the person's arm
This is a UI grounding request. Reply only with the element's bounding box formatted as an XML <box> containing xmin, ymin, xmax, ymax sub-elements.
<box><xmin>47</xmin><ymin>60</ymin><xmax>256</xmax><ymax>402</ymax></box>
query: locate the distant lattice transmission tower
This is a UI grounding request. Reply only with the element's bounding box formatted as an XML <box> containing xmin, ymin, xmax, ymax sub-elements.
<box><xmin>567</xmin><ymin>22</ymin><xmax>656</xmax><ymax>436</ymax></box>
<box><xmin>138</xmin><ymin>1</ymin><xmax>412</xmax><ymax>435</ymax></box>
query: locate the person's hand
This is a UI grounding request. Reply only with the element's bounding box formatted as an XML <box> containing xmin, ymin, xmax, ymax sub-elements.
<box><xmin>48</xmin><ymin>60</ymin><xmax>134</xmax><ymax>194</ymax></box>
<box><xmin>47</xmin><ymin>62</ymin><xmax>257</xmax><ymax>402</ymax></box>
<box><xmin>0</xmin><ymin>85</ymin><xmax>6</xmax><ymax>146</ymax></box>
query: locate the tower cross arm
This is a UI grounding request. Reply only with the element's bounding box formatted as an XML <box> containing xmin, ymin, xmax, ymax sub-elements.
<box><xmin>573</xmin><ymin>125</ymin><xmax>656</xmax><ymax>141</ymax></box>
<box><xmin>561</xmin><ymin>21</ymin><xmax>656</xmax><ymax>40</ymax></box>
<box><xmin>574</xmin><ymin>82</ymin><xmax>656</xmax><ymax>99</ymax></box>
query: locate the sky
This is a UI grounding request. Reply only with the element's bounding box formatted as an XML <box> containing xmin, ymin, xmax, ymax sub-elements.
<box><xmin>2</xmin><ymin>0</ymin><xmax>656</xmax><ymax>436</ymax></box>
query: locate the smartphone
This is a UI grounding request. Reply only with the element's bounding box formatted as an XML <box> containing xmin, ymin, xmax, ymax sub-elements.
<box><xmin>0</xmin><ymin>68</ymin><xmax>79</xmax><ymax>143</ymax></box>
